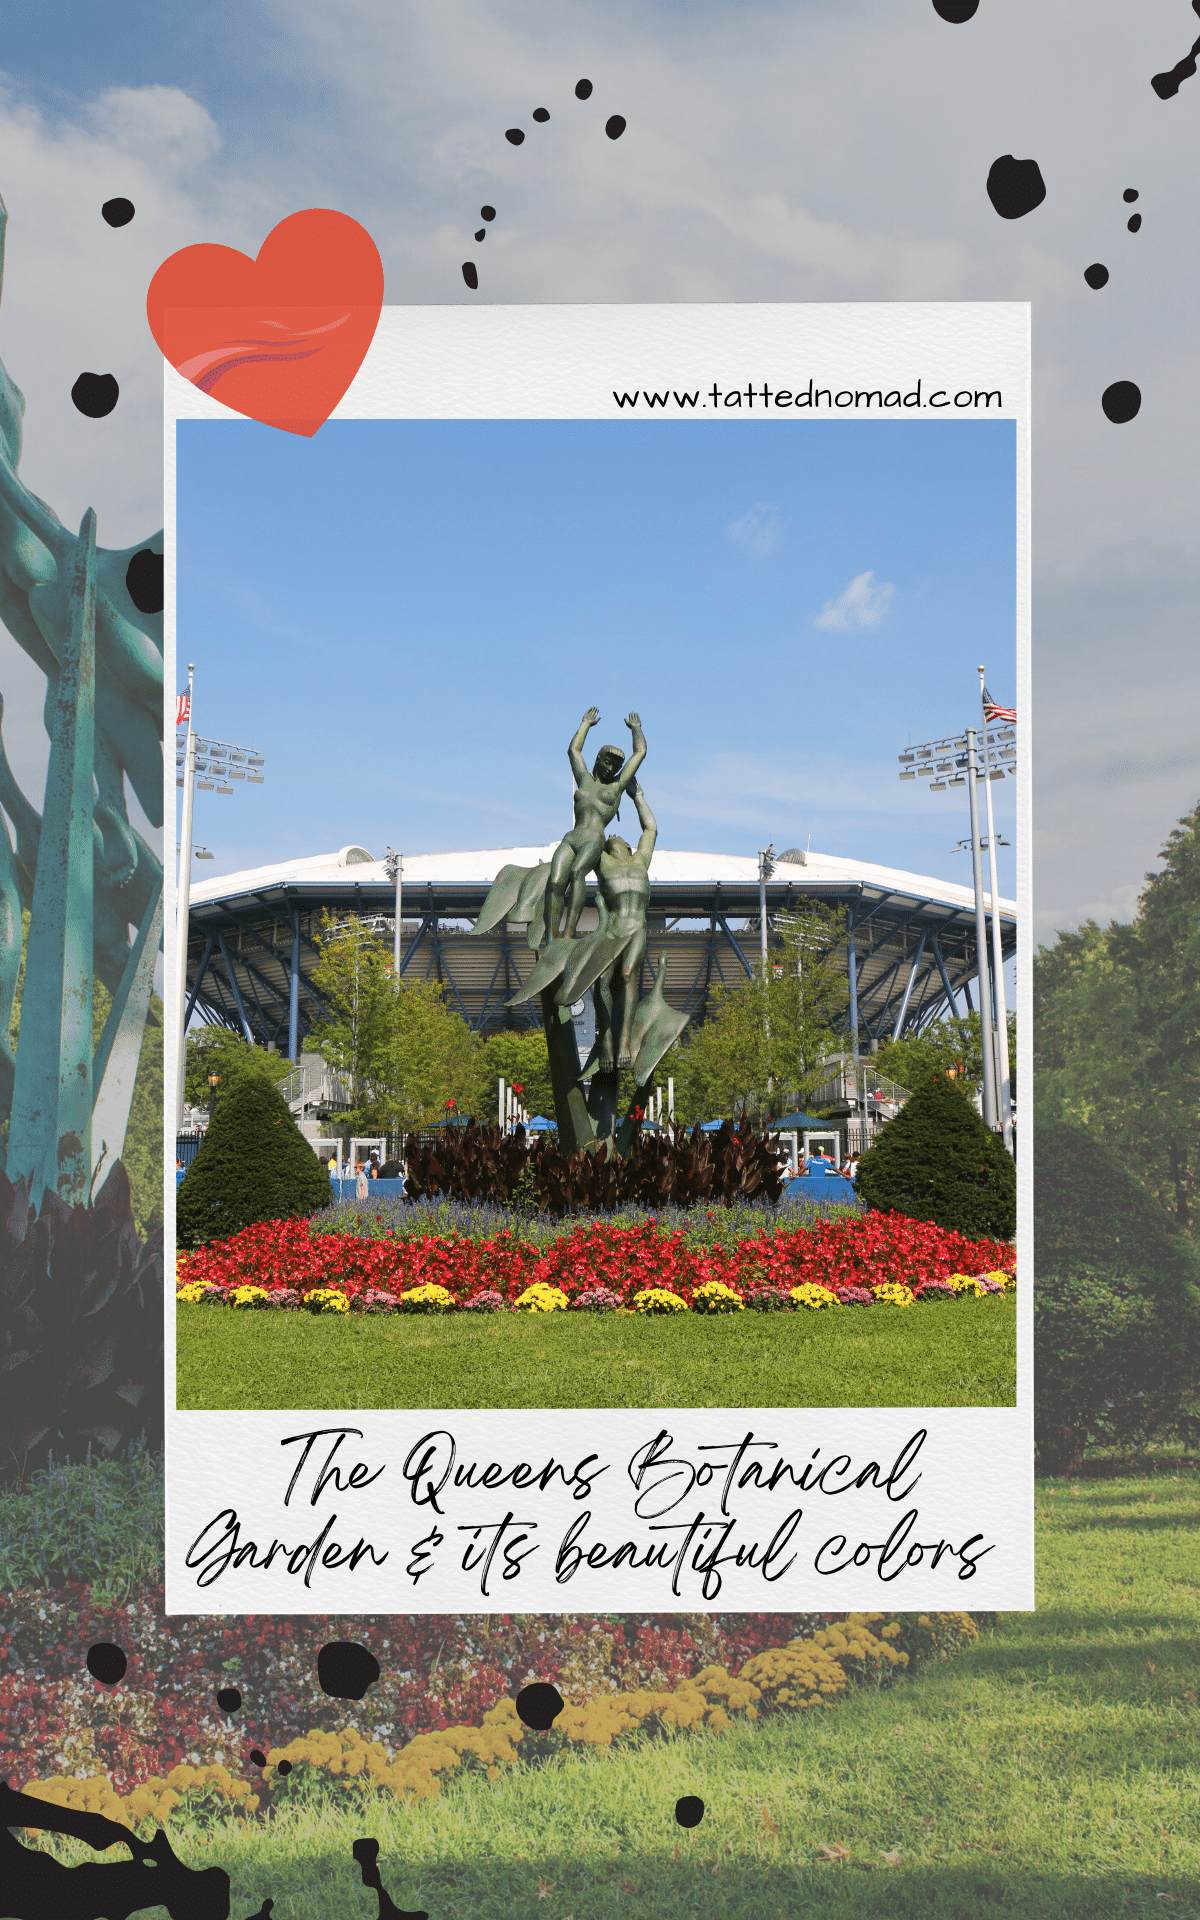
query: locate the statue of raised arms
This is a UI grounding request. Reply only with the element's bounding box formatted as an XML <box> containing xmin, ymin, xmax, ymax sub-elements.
<box><xmin>543</xmin><ymin>707</ymin><xmax>645</xmax><ymax>943</ymax></box>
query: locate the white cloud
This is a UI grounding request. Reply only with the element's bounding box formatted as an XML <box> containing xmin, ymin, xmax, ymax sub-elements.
<box><xmin>814</xmin><ymin>570</ymin><xmax>893</xmax><ymax>631</ymax></box>
<box><xmin>724</xmin><ymin>502</ymin><xmax>778</xmax><ymax>556</ymax></box>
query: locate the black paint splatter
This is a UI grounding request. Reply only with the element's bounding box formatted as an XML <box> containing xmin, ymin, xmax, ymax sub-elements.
<box><xmin>353</xmin><ymin>1838</ymin><xmax>429</xmax><ymax>1920</ymax></box>
<box><xmin>533</xmin><ymin>108</ymin><xmax>550</xmax><ymax>122</ymax></box>
<box><xmin>71</xmin><ymin>372</ymin><xmax>119</xmax><ymax>418</ymax></box>
<box><xmin>1102</xmin><ymin>380</ymin><xmax>1141</xmax><ymax>424</ymax></box>
<box><xmin>101</xmin><ymin>197</ymin><xmax>134</xmax><ymax>227</ymax></box>
<box><xmin>933</xmin><ymin>0</ymin><xmax>979</xmax><ymax>19</ymax></box>
<box><xmin>86</xmin><ymin>1641</ymin><xmax>127</xmax><ymax>1684</ymax></box>
<box><xmin>1084</xmin><ymin>263</ymin><xmax>1109</xmax><ymax>289</ymax></box>
<box><xmin>461</xmin><ymin>262</ymin><xmax>479</xmax><ymax>289</ymax></box>
<box><xmin>1152</xmin><ymin>3</ymin><xmax>1200</xmax><ymax>97</ymax></box>
<box><xmin>0</xmin><ymin>1782</ymin><xmax>231</xmax><ymax>1920</ymax></box>
<box><xmin>474</xmin><ymin>229</ymin><xmax>486</xmax><ymax>241</ymax></box>
<box><xmin>675</xmin><ymin>1794</ymin><xmax>705</xmax><ymax>1828</ymax></box>
<box><xmin>276</xmin><ymin>1760</ymin><xmax>293</xmax><ymax>1777</ymax></box>
<box><xmin>515</xmin><ymin>1681</ymin><xmax>565</xmax><ymax>1730</ymax></box>
<box><xmin>575</xmin><ymin>78</ymin><xmax>594</xmax><ymax>99</ymax></box>
<box><xmin>605</xmin><ymin>115</ymin><xmax>627</xmax><ymax>140</ymax></box>
<box><xmin>986</xmin><ymin>155</ymin><xmax>1046</xmax><ymax>220</ymax></box>
<box><xmin>481</xmin><ymin>205</ymin><xmax>496</xmax><ymax>220</ymax></box>
<box><xmin>216</xmin><ymin>1686</ymin><xmax>242</xmax><ymax>1713</ymax></box>
<box><xmin>318</xmin><ymin>1639</ymin><xmax>380</xmax><ymax>1700</ymax></box>
<box><xmin>249</xmin><ymin>1748</ymin><xmax>267</xmax><ymax>1767</ymax></box>
<box><xmin>1123</xmin><ymin>188</ymin><xmax>1140</xmax><ymax>202</ymax></box>
<box><xmin>125</xmin><ymin>547</ymin><xmax>163</xmax><ymax>614</ymax></box>
<box><xmin>1127</xmin><ymin>213</ymin><xmax>1142</xmax><ymax>232</ymax></box>
<box><xmin>505</xmin><ymin>128</ymin><xmax>525</xmax><ymax>145</ymax></box>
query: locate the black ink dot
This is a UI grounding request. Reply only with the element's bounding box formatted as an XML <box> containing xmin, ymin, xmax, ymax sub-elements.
<box><xmin>1102</xmin><ymin>380</ymin><xmax>1141</xmax><ymax>424</ymax></box>
<box><xmin>533</xmin><ymin>108</ymin><xmax>550</xmax><ymax>123</ymax></box>
<box><xmin>575</xmin><ymin>79</ymin><xmax>593</xmax><ymax>99</ymax></box>
<box><xmin>986</xmin><ymin>154</ymin><xmax>1046</xmax><ymax>220</ymax></box>
<box><xmin>605</xmin><ymin>115</ymin><xmax>627</xmax><ymax>141</ymax></box>
<box><xmin>71</xmin><ymin>372</ymin><xmax>119</xmax><ymax>418</ymax></box>
<box><xmin>317</xmin><ymin>1640</ymin><xmax>380</xmax><ymax>1701</ymax></box>
<box><xmin>249</xmin><ymin>1749</ymin><xmax>267</xmax><ymax>1767</ymax></box>
<box><xmin>462</xmin><ymin>262</ymin><xmax>479</xmax><ymax>290</ymax></box>
<box><xmin>1152</xmin><ymin>55</ymin><xmax>1196</xmax><ymax>100</ymax></box>
<box><xmin>480</xmin><ymin>206</ymin><xmax>496</xmax><ymax>221</ymax></box>
<box><xmin>216</xmin><ymin>1686</ymin><xmax>243</xmax><ymax>1713</ymax></box>
<box><xmin>1084</xmin><ymin>263</ymin><xmax>1110</xmax><ymax>289</ymax></box>
<box><xmin>1123</xmin><ymin>188</ymin><xmax>1139</xmax><ymax>203</ymax></box>
<box><xmin>675</xmin><ymin>1794</ymin><xmax>705</xmax><ymax>1829</ymax></box>
<box><xmin>125</xmin><ymin>547</ymin><xmax>164</xmax><ymax>614</ymax></box>
<box><xmin>933</xmin><ymin>0</ymin><xmax>979</xmax><ymax>19</ymax></box>
<box><xmin>474</xmin><ymin>229</ymin><xmax>485</xmax><ymax>242</ymax></box>
<box><xmin>86</xmin><ymin>1642</ymin><xmax>127</xmax><ymax>1685</ymax></box>
<box><xmin>515</xmin><ymin>1682</ymin><xmax>565</xmax><ymax>1730</ymax></box>
<box><xmin>276</xmin><ymin>1760</ymin><xmax>293</xmax><ymax>1776</ymax></box>
<box><xmin>1127</xmin><ymin>213</ymin><xmax>1142</xmax><ymax>232</ymax></box>
<box><xmin>101</xmin><ymin>197</ymin><xmax>134</xmax><ymax>227</ymax></box>
<box><xmin>505</xmin><ymin>128</ymin><xmax>525</xmax><ymax>146</ymax></box>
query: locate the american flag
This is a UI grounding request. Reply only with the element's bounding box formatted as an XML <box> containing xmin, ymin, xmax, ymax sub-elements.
<box><xmin>982</xmin><ymin>685</ymin><xmax>1016</xmax><ymax>723</ymax></box>
<box><xmin>176</xmin><ymin>692</ymin><xmax>190</xmax><ymax>727</ymax></box>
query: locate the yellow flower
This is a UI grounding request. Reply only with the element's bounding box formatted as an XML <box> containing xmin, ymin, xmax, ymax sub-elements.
<box><xmin>304</xmin><ymin>1287</ymin><xmax>350</xmax><ymax>1314</ymax></box>
<box><xmin>790</xmin><ymin>1283</ymin><xmax>840</xmax><ymax>1310</ymax></box>
<box><xmin>513</xmin><ymin>1282</ymin><xmax>570</xmax><ymax>1313</ymax></box>
<box><xmin>631</xmin><ymin>1287</ymin><xmax>687</xmax><ymax>1314</ymax></box>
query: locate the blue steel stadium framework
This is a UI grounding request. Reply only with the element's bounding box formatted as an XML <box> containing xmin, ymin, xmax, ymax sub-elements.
<box><xmin>183</xmin><ymin>863</ymin><xmax>1016</xmax><ymax>1060</ymax></box>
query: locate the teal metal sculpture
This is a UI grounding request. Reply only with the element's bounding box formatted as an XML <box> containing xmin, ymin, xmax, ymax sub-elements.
<box><xmin>471</xmin><ymin>711</ymin><xmax>686</xmax><ymax>1154</ymax></box>
<box><xmin>0</xmin><ymin>190</ymin><xmax>164</xmax><ymax>1211</ymax></box>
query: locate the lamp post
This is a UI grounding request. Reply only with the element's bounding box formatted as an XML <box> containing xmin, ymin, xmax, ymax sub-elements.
<box><xmin>979</xmin><ymin>666</ymin><xmax>1015</xmax><ymax>1154</ymax></box>
<box><xmin>385</xmin><ymin>847</ymin><xmax>403</xmax><ymax>984</ymax></box>
<box><xmin>897</xmin><ymin>697</ymin><xmax>1017</xmax><ymax>1140</ymax></box>
<box><xmin>207</xmin><ymin>1070</ymin><xmax>219</xmax><ymax>1123</ymax></box>
<box><xmin>175</xmin><ymin>673</ymin><xmax>266</xmax><ymax>1124</ymax></box>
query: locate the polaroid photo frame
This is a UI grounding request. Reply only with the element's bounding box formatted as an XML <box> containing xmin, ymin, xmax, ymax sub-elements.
<box><xmin>164</xmin><ymin>301</ymin><xmax>1032</xmax><ymax>1613</ymax></box>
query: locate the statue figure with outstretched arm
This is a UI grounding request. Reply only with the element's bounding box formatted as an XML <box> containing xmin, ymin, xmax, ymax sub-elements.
<box><xmin>542</xmin><ymin>707</ymin><xmax>645</xmax><ymax>943</ymax></box>
<box><xmin>594</xmin><ymin>780</ymin><xmax>657</xmax><ymax>1070</ymax></box>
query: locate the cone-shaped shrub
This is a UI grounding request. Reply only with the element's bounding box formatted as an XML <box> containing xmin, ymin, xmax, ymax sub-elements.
<box><xmin>855</xmin><ymin>1071</ymin><xmax>1015</xmax><ymax>1239</ymax></box>
<box><xmin>176</xmin><ymin>1074</ymin><xmax>331</xmax><ymax>1249</ymax></box>
<box><xmin>1033</xmin><ymin>1113</ymin><xmax>1200</xmax><ymax>1475</ymax></box>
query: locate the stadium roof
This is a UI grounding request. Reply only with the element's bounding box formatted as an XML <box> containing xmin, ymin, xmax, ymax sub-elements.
<box><xmin>184</xmin><ymin>842</ymin><xmax>1016</xmax><ymax>1057</ymax></box>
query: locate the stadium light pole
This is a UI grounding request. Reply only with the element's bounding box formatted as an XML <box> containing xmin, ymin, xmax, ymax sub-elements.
<box><xmin>897</xmin><ymin>702</ymin><xmax>1017</xmax><ymax>1138</ymax></box>
<box><xmin>174</xmin><ymin>674</ymin><xmax>267</xmax><ymax>1124</ymax></box>
<box><xmin>979</xmin><ymin>666</ymin><xmax>1015</xmax><ymax>1155</ymax></box>
<box><xmin>385</xmin><ymin>847</ymin><xmax>403</xmax><ymax>983</ymax></box>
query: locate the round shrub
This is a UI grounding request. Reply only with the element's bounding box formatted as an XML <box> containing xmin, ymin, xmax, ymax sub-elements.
<box><xmin>176</xmin><ymin>1074</ymin><xmax>331</xmax><ymax>1250</ymax></box>
<box><xmin>855</xmin><ymin>1071</ymin><xmax>1015</xmax><ymax>1239</ymax></box>
<box><xmin>631</xmin><ymin>1288</ymin><xmax>687</xmax><ymax>1315</ymax></box>
<box><xmin>513</xmin><ymin>1283</ymin><xmax>570</xmax><ymax>1313</ymax></box>
<box><xmin>398</xmin><ymin>1284</ymin><xmax>455</xmax><ymax>1314</ymax></box>
<box><xmin>573</xmin><ymin>1285</ymin><xmax>623</xmax><ymax>1313</ymax></box>
<box><xmin>304</xmin><ymin>1288</ymin><xmax>350</xmax><ymax>1315</ymax></box>
<box><xmin>691</xmin><ymin>1281</ymin><xmax>745</xmax><ymax>1314</ymax></box>
<box><xmin>745</xmin><ymin>1286</ymin><xmax>794</xmax><ymax>1312</ymax></box>
<box><xmin>462</xmin><ymin>1289</ymin><xmax>509</xmax><ymax>1313</ymax></box>
<box><xmin>790</xmin><ymin>1284</ymin><xmax>839</xmax><ymax>1311</ymax></box>
<box><xmin>1034</xmin><ymin>1114</ymin><xmax>1200</xmax><ymax>1474</ymax></box>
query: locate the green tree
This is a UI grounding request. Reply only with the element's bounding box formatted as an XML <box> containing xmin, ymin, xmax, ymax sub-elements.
<box><xmin>466</xmin><ymin>1028</ymin><xmax>555</xmax><ymax>1125</ymax></box>
<box><xmin>176</xmin><ymin>1072</ymin><xmax>331</xmax><ymax>1249</ymax></box>
<box><xmin>184</xmin><ymin>1025</ymin><xmax>292</xmax><ymax>1114</ymax></box>
<box><xmin>855</xmin><ymin>1067</ymin><xmax>1016</xmax><ymax>1238</ymax></box>
<box><xmin>1034</xmin><ymin>1113</ymin><xmax>1200</xmax><ymax>1473</ymax></box>
<box><xmin>1035</xmin><ymin>801</ymin><xmax>1200</xmax><ymax>1231</ymax></box>
<box><xmin>659</xmin><ymin>902</ymin><xmax>850</xmax><ymax>1124</ymax></box>
<box><xmin>875</xmin><ymin>1009</ymin><xmax>1017</xmax><ymax>1107</ymax></box>
<box><xmin>306</xmin><ymin>917</ymin><xmax>481</xmax><ymax>1136</ymax></box>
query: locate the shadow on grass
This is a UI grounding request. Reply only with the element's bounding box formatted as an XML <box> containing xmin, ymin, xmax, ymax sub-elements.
<box><xmin>223</xmin><ymin>1849</ymin><xmax>1199</xmax><ymax>1920</ymax></box>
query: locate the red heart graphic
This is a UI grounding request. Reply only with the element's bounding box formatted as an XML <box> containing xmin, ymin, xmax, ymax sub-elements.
<box><xmin>146</xmin><ymin>209</ymin><xmax>384</xmax><ymax>437</ymax></box>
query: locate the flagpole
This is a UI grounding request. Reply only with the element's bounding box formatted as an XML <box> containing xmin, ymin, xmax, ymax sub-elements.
<box><xmin>174</xmin><ymin>663</ymin><xmax>196</xmax><ymax>1128</ymax></box>
<box><xmin>979</xmin><ymin>666</ymin><xmax>1014</xmax><ymax>1155</ymax></box>
<box><xmin>964</xmin><ymin>722</ymin><xmax>999</xmax><ymax>1131</ymax></box>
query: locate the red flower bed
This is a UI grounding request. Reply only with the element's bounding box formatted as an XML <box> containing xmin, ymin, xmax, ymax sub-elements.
<box><xmin>0</xmin><ymin>1583</ymin><xmax>831</xmax><ymax>1800</ymax></box>
<box><xmin>179</xmin><ymin>1214</ymin><xmax>1014</xmax><ymax>1311</ymax></box>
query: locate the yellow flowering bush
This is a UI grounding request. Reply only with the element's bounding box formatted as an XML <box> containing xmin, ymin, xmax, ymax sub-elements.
<box><xmin>691</xmin><ymin>1280</ymin><xmax>745</xmax><ymax>1314</ymax></box>
<box><xmin>176</xmin><ymin>1280</ymin><xmax>209</xmax><ymax>1304</ymax></box>
<box><xmin>741</xmin><ymin>1614</ymin><xmax>907</xmax><ymax>1710</ymax></box>
<box><xmin>397</xmin><ymin>1283</ymin><xmax>456</xmax><ymax>1313</ymax></box>
<box><xmin>984</xmin><ymin>1269</ymin><xmax>1014</xmax><ymax>1292</ymax></box>
<box><xmin>907</xmin><ymin>1611</ymin><xmax>981</xmax><ymax>1662</ymax></box>
<box><xmin>512</xmin><ymin>1282</ymin><xmax>570</xmax><ymax>1313</ymax></box>
<box><xmin>790</xmin><ymin>1283</ymin><xmax>840</xmax><ymax>1311</ymax></box>
<box><xmin>870</xmin><ymin>1282</ymin><xmax>914</xmax><ymax>1307</ymax></box>
<box><xmin>229</xmin><ymin>1285</ymin><xmax>271</xmax><ymax>1309</ymax></box>
<box><xmin>303</xmin><ymin>1288</ymin><xmax>351</xmax><ymax>1314</ymax></box>
<box><xmin>21</xmin><ymin>1762</ymin><xmax>259</xmax><ymax>1834</ymax></box>
<box><xmin>946</xmin><ymin>1273</ymin><xmax>987</xmax><ymax>1299</ymax></box>
<box><xmin>631</xmin><ymin>1287</ymin><xmax>688</xmax><ymax>1314</ymax></box>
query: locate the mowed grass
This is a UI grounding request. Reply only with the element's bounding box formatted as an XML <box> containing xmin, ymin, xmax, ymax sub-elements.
<box><xmin>32</xmin><ymin>1458</ymin><xmax>1200</xmax><ymax>1918</ymax></box>
<box><xmin>175</xmin><ymin>1295</ymin><xmax>1016</xmax><ymax>1410</ymax></box>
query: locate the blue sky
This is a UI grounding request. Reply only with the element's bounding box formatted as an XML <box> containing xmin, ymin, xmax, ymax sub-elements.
<box><xmin>176</xmin><ymin>414</ymin><xmax>1016</xmax><ymax>900</ymax></box>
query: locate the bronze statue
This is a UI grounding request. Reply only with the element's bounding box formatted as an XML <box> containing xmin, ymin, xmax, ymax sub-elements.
<box><xmin>471</xmin><ymin>713</ymin><xmax>685</xmax><ymax>1154</ymax></box>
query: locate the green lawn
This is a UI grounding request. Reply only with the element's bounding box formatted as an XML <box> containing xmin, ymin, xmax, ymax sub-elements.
<box><xmin>30</xmin><ymin>1455</ymin><xmax>1200</xmax><ymax>1918</ymax></box>
<box><xmin>175</xmin><ymin>1295</ymin><xmax>1016</xmax><ymax>1409</ymax></box>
